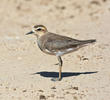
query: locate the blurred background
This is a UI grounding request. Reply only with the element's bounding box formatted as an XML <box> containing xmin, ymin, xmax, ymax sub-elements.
<box><xmin>0</xmin><ymin>0</ymin><xmax>110</xmax><ymax>36</ymax></box>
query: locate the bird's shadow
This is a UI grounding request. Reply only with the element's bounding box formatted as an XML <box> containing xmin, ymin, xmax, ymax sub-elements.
<box><xmin>32</xmin><ymin>71</ymin><xmax>98</xmax><ymax>79</ymax></box>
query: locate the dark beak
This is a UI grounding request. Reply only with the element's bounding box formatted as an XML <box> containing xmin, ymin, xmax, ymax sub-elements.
<box><xmin>26</xmin><ymin>31</ymin><xmax>34</xmax><ymax>35</ymax></box>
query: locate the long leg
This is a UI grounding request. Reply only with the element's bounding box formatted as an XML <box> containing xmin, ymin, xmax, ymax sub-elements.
<box><xmin>57</xmin><ymin>56</ymin><xmax>63</xmax><ymax>81</ymax></box>
<box><xmin>51</xmin><ymin>56</ymin><xmax>63</xmax><ymax>81</ymax></box>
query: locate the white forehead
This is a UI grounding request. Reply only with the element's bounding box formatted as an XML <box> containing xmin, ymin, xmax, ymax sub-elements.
<box><xmin>36</xmin><ymin>27</ymin><xmax>43</xmax><ymax>29</ymax></box>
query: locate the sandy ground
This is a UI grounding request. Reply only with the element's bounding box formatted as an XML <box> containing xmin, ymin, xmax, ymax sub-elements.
<box><xmin>0</xmin><ymin>0</ymin><xmax>110</xmax><ymax>100</ymax></box>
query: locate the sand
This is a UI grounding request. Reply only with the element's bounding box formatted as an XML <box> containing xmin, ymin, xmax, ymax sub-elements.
<box><xmin>0</xmin><ymin>0</ymin><xmax>110</xmax><ymax>100</ymax></box>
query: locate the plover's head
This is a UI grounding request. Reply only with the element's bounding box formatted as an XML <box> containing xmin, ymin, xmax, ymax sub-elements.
<box><xmin>26</xmin><ymin>25</ymin><xmax>48</xmax><ymax>37</ymax></box>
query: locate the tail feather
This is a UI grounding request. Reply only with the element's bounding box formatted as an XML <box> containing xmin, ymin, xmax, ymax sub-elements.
<box><xmin>80</xmin><ymin>39</ymin><xmax>96</xmax><ymax>45</ymax></box>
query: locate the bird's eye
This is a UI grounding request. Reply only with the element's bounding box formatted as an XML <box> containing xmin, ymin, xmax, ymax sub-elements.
<box><xmin>37</xmin><ymin>28</ymin><xmax>42</xmax><ymax>31</ymax></box>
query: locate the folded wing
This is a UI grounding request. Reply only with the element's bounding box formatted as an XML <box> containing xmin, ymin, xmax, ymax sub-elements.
<box><xmin>43</xmin><ymin>33</ymin><xmax>96</xmax><ymax>52</ymax></box>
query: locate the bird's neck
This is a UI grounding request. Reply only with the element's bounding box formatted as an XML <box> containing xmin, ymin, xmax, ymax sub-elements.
<box><xmin>37</xmin><ymin>31</ymin><xmax>48</xmax><ymax>38</ymax></box>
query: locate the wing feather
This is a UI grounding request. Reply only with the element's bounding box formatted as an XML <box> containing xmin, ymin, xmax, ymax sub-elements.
<box><xmin>43</xmin><ymin>33</ymin><xmax>81</xmax><ymax>51</ymax></box>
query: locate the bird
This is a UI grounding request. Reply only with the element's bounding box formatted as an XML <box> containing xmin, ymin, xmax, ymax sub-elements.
<box><xmin>26</xmin><ymin>25</ymin><xmax>96</xmax><ymax>81</ymax></box>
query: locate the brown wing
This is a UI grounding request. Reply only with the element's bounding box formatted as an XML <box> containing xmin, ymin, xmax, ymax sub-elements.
<box><xmin>42</xmin><ymin>33</ymin><xmax>83</xmax><ymax>51</ymax></box>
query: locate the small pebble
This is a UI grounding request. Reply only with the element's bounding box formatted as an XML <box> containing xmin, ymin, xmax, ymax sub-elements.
<box><xmin>73</xmin><ymin>87</ymin><xmax>78</xmax><ymax>90</ymax></box>
<box><xmin>38</xmin><ymin>90</ymin><xmax>44</xmax><ymax>92</ymax></box>
<box><xmin>51</xmin><ymin>86</ymin><xmax>56</xmax><ymax>89</ymax></box>
<box><xmin>13</xmin><ymin>88</ymin><xmax>16</xmax><ymax>91</ymax></box>
<box><xmin>22</xmin><ymin>89</ymin><xmax>27</xmax><ymax>92</ymax></box>
<box><xmin>39</xmin><ymin>95</ymin><xmax>46</xmax><ymax>100</ymax></box>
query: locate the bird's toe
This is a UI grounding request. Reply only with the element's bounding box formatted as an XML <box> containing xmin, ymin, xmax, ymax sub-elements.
<box><xmin>51</xmin><ymin>78</ymin><xmax>62</xmax><ymax>81</ymax></box>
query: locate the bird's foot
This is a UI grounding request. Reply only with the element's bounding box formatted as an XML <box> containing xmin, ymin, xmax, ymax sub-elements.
<box><xmin>51</xmin><ymin>78</ymin><xmax>62</xmax><ymax>81</ymax></box>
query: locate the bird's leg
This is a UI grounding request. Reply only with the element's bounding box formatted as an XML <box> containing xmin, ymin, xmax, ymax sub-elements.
<box><xmin>58</xmin><ymin>56</ymin><xmax>63</xmax><ymax>81</ymax></box>
<box><xmin>51</xmin><ymin>56</ymin><xmax>63</xmax><ymax>81</ymax></box>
